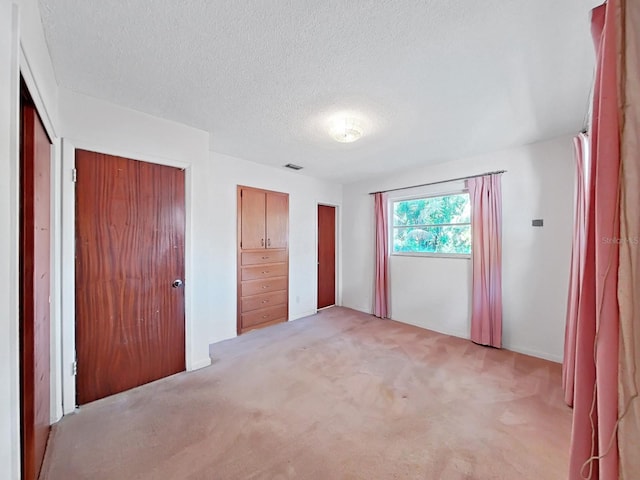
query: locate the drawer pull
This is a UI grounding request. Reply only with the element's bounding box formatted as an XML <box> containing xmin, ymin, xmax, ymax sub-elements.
<box><xmin>262</xmin><ymin>315</ymin><xmax>269</xmax><ymax>319</ymax></box>
<box><xmin>262</xmin><ymin>256</ymin><xmax>269</xmax><ymax>259</ymax></box>
<box><xmin>261</xmin><ymin>271</ymin><xmax>269</xmax><ymax>274</ymax></box>
<box><xmin>262</xmin><ymin>300</ymin><xmax>268</xmax><ymax>304</ymax></box>
<box><xmin>262</xmin><ymin>285</ymin><xmax>270</xmax><ymax>289</ymax></box>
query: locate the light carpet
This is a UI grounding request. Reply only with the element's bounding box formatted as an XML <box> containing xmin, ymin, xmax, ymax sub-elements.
<box><xmin>41</xmin><ymin>307</ymin><xmax>571</xmax><ymax>479</ymax></box>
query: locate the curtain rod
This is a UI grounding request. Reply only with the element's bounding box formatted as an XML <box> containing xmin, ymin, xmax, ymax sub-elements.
<box><xmin>368</xmin><ymin>170</ymin><xmax>507</xmax><ymax>195</ymax></box>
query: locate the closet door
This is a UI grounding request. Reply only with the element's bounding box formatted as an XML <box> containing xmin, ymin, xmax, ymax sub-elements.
<box><xmin>237</xmin><ymin>186</ymin><xmax>289</xmax><ymax>334</ymax></box>
<box><xmin>241</xmin><ymin>187</ymin><xmax>266</xmax><ymax>249</ymax></box>
<box><xmin>20</xmin><ymin>97</ymin><xmax>51</xmax><ymax>480</ymax></box>
<box><xmin>266</xmin><ymin>192</ymin><xmax>288</xmax><ymax>249</ymax></box>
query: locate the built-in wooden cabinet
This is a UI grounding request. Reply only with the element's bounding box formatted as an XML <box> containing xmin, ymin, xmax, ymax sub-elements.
<box><xmin>237</xmin><ymin>186</ymin><xmax>289</xmax><ymax>334</ymax></box>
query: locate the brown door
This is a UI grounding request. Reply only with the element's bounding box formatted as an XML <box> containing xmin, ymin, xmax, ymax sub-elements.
<box><xmin>75</xmin><ymin>150</ymin><xmax>186</xmax><ymax>405</ymax></box>
<box><xmin>265</xmin><ymin>192</ymin><xmax>288</xmax><ymax>249</ymax></box>
<box><xmin>240</xmin><ymin>188</ymin><xmax>266</xmax><ymax>249</ymax></box>
<box><xmin>20</xmin><ymin>94</ymin><xmax>51</xmax><ymax>480</ymax></box>
<box><xmin>317</xmin><ymin>205</ymin><xmax>336</xmax><ymax>309</ymax></box>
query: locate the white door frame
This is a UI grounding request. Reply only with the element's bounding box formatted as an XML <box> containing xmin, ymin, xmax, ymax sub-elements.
<box><xmin>60</xmin><ymin>140</ymin><xmax>194</xmax><ymax>414</ymax></box>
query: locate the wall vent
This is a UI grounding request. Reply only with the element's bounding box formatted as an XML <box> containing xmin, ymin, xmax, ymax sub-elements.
<box><xmin>284</xmin><ymin>163</ymin><xmax>303</xmax><ymax>171</ymax></box>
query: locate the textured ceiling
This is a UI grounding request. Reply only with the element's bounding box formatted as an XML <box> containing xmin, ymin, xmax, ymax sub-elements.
<box><xmin>39</xmin><ymin>0</ymin><xmax>599</xmax><ymax>183</ymax></box>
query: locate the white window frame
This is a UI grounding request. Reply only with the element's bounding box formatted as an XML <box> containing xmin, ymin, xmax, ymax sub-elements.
<box><xmin>389</xmin><ymin>189</ymin><xmax>471</xmax><ymax>259</ymax></box>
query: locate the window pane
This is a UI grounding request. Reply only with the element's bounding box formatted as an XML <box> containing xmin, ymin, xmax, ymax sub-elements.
<box><xmin>392</xmin><ymin>225</ymin><xmax>471</xmax><ymax>254</ymax></box>
<box><xmin>393</xmin><ymin>194</ymin><xmax>470</xmax><ymax>226</ymax></box>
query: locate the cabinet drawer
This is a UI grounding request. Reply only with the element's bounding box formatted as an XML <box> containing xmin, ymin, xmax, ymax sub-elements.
<box><xmin>241</xmin><ymin>250</ymin><xmax>287</xmax><ymax>266</ymax></box>
<box><xmin>241</xmin><ymin>291</ymin><xmax>287</xmax><ymax>313</ymax></box>
<box><xmin>241</xmin><ymin>277</ymin><xmax>287</xmax><ymax>297</ymax></box>
<box><xmin>241</xmin><ymin>263</ymin><xmax>287</xmax><ymax>281</ymax></box>
<box><xmin>241</xmin><ymin>304</ymin><xmax>287</xmax><ymax>328</ymax></box>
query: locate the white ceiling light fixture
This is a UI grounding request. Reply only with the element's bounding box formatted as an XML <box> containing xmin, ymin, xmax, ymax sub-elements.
<box><xmin>328</xmin><ymin>116</ymin><xmax>364</xmax><ymax>143</ymax></box>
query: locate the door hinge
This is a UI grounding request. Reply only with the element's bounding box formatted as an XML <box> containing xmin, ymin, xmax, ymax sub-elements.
<box><xmin>72</xmin><ymin>360</ymin><xmax>77</xmax><ymax>376</ymax></box>
<box><xmin>72</xmin><ymin>168</ymin><xmax>77</xmax><ymax>183</ymax></box>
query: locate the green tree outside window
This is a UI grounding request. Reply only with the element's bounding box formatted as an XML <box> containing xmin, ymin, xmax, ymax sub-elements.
<box><xmin>392</xmin><ymin>193</ymin><xmax>471</xmax><ymax>255</ymax></box>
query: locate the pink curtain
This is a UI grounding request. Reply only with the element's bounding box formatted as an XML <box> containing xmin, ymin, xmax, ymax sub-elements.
<box><xmin>562</xmin><ymin>133</ymin><xmax>590</xmax><ymax>407</ymax></box>
<box><xmin>568</xmin><ymin>2</ymin><xmax>621</xmax><ymax>479</ymax></box>
<box><xmin>467</xmin><ymin>174</ymin><xmax>502</xmax><ymax>348</ymax></box>
<box><xmin>373</xmin><ymin>192</ymin><xmax>389</xmax><ymax>318</ymax></box>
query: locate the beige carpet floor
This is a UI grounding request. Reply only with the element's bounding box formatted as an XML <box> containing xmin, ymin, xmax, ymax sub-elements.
<box><xmin>41</xmin><ymin>307</ymin><xmax>571</xmax><ymax>479</ymax></box>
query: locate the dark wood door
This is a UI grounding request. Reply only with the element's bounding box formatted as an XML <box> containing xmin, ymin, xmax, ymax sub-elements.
<box><xmin>75</xmin><ymin>150</ymin><xmax>186</xmax><ymax>405</ymax></box>
<box><xmin>240</xmin><ymin>188</ymin><xmax>266</xmax><ymax>249</ymax></box>
<box><xmin>266</xmin><ymin>192</ymin><xmax>288</xmax><ymax>249</ymax></box>
<box><xmin>20</xmin><ymin>99</ymin><xmax>51</xmax><ymax>480</ymax></box>
<box><xmin>317</xmin><ymin>205</ymin><xmax>336</xmax><ymax>309</ymax></box>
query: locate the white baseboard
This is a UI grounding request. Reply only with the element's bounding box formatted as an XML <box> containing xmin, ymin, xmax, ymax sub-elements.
<box><xmin>391</xmin><ymin>317</ymin><xmax>469</xmax><ymax>341</ymax></box>
<box><xmin>188</xmin><ymin>357</ymin><xmax>212</xmax><ymax>371</ymax></box>
<box><xmin>343</xmin><ymin>304</ymin><xmax>372</xmax><ymax>315</ymax></box>
<box><xmin>501</xmin><ymin>344</ymin><xmax>563</xmax><ymax>363</ymax></box>
<box><xmin>289</xmin><ymin>310</ymin><xmax>317</xmax><ymax>321</ymax></box>
<box><xmin>387</xmin><ymin>318</ymin><xmax>563</xmax><ymax>364</ymax></box>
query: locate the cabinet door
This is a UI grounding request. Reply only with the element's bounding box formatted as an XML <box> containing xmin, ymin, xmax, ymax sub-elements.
<box><xmin>266</xmin><ymin>192</ymin><xmax>288</xmax><ymax>249</ymax></box>
<box><xmin>241</xmin><ymin>188</ymin><xmax>266</xmax><ymax>249</ymax></box>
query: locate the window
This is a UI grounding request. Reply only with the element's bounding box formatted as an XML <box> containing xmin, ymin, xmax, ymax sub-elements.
<box><xmin>391</xmin><ymin>192</ymin><xmax>471</xmax><ymax>256</ymax></box>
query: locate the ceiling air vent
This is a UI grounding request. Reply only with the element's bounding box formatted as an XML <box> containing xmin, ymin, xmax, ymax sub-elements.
<box><xmin>284</xmin><ymin>163</ymin><xmax>303</xmax><ymax>171</ymax></box>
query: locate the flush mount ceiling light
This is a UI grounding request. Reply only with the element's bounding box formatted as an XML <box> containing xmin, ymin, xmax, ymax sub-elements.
<box><xmin>328</xmin><ymin>116</ymin><xmax>364</xmax><ymax>143</ymax></box>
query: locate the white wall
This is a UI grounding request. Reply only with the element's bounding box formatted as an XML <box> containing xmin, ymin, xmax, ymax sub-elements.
<box><xmin>205</xmin><ymin>152</ymin><xmax>343</xmax><ymax>344</ymax></box>
<box><xmin>1</xmin><ymin>5</ymin><xmax>573</xmax><ymax>479</ymax></box>
<box><xmin>59</xmin><ymin>88</ymin><xmax>212</xmax><ymax>412</ymax></box>
<box><xmin>342</xmin><ymin>136</ymin><xmax>575</xmax><ymax>362</ymax></box>
<box><xmin>58</xmin><ymin>88</ymin><xmax>343</xmax><ymax>409</ymax></box>
<box><xmin>0</xmin><ymin>4</ymin><xmax>21</xmax><ymax>479</ymax></box>
<box><xmin>384</xmin><ymin>180</ymin><xmax>471</xmax><ymax>340</ymax></box>
<box><xmin>19</xmin><ymin>0</ymin><xmax>59</xmax><ymax>130</ymax></box>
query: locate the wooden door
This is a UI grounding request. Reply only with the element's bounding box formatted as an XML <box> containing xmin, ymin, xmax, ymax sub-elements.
<box><xmin>266</xmin><ymin>192</ymin><xmax>288</xmax><ymax>249</ymax></box>
<box><xmin>20</xmin><ymin>99</ymin><xmax>51</xmax><ymax>480</ymax></box>
<box><xmin>240</xmin><ymin>188</ymin><xmax>266</xmax><ymax>249</ymax></box>
<box><xmin>317</xmin><ymin>205</ymin><xmax>336</xmax><ymax>309</ymax></box>
<box><xmin>75</xmin><ymin>150</ymin><xmax>186</xmax><ymax>405</ymax></box>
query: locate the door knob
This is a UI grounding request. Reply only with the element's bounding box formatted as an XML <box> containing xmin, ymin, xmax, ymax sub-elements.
<box><xmin>172</xmin><ymin>279</ymin><xmax>183</xmax><ymax>288</ymax></box>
